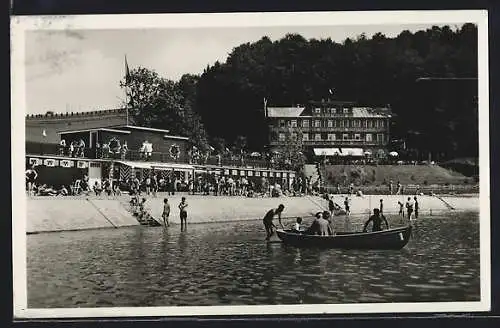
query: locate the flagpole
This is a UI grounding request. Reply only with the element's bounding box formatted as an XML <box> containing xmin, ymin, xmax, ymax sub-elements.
<box><xmin>124</xmin><ymin>54</ymin><xmax>130</xmax><ymax>126</ymax></box>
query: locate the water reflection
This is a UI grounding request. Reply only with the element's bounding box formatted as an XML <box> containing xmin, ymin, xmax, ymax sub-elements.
<box><xmin>27</xmin><ymin>212</ymin><xmax>480</xmax><ymax>307</ymax></box>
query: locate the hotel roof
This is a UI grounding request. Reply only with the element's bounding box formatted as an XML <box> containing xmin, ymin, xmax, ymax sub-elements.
<box><xmin>267</xmin><ymin>106</ymin><xmax>391</xmax><ymax>118</ymax></box>
<box><xmin>266</xmin><ymin>107</ymin><xmax>306</xmax><ymax>117</ymax></box>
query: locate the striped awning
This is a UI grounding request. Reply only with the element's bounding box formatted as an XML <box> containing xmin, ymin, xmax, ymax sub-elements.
<box><xmin>313</xmin><ymin>148</ymin><xmax>342</xmax><ymax>156</ymax></box>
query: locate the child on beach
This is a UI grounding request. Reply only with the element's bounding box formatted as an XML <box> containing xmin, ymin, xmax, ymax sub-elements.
<box><xmin>344</xmin><ymin>197</ymin><xmax>351</xmax><ymax>216</ymax></box>
<box><xmin>398</xmin><ymin>201</ymin><xmax>404</xmax><ymax>217</ymax></box>
<box><xmin>179</xmin><ymin>197</ymin><xmax>188</xmax><ymax>229</ymax></box>
<box><xmin>162</xmin><ymin>198</ymin><xmax>170</xmax><ymax>227</ymax></box>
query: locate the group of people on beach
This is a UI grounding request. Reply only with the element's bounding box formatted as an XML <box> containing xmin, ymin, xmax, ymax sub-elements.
<box><xmin>131</xmin><ymin>196</ymin><xmax>189</xmax><ymax>230</ymax></box>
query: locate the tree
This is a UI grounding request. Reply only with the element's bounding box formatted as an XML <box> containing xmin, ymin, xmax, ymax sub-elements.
<box><xmin>120</xmin><ymin>67</ymin><xmax>210</xmax><ymax>151</ymax></box>
<box><xmin>277</xmin><ymin>124</ymin><xmax>306</xmax><ymax>171</ymax></box>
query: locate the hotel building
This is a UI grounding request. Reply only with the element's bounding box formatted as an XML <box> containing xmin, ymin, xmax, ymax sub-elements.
<box><xmin>266</xmin><ymin>100</ymin><xmax>392</xmax><ymax>158</ymax></box>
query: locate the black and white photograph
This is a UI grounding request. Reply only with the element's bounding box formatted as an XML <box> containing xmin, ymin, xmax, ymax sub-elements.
<box><xmin>11</xmin><ymin>10</ymin><xmax>490</xmax><ymax>318</ymax></box>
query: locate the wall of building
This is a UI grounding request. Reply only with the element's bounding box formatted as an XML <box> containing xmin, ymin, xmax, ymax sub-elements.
<box><xmin>26</xmin><ymin>109</ymin><xmax>128</xmax><ymax>143</ymax></box>
<box><xmin>103</xmin><ymin>129</ymin><xmax>190</xmax><ymax>161</ymax></box>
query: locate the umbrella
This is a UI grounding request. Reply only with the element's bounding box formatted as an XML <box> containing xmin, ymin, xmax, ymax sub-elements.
<box><xmin>389</xmin><ymin>151</ymin><xmax>399</xmax><ymax>156</ymax></box>
<box><xmin>250</xmin><ymin>152</ymin><xmax>261</xmax><ymax>157</ymax></box>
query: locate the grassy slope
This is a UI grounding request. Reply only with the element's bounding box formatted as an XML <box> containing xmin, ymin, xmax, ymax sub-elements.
<box><xmin>321</xmin><ymin>165</ymin><xmax>470</xmax><ymax>186</ymax></box>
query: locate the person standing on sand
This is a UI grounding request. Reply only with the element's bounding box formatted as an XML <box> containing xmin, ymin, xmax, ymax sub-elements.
<box><xmin>25</xmin><ymin>165</ymin><xmax>38</xmax><ymax>196</ymax></box>
<box><xmin>179</xmin><ymin>197</ymin><xmax>188</xmax><ymax>230</ymax></box>
<box><xmin>162</xmin><ymin>198</ymin><xmax>170</xmax><ymax>227</ymax></box>
<box><xmin>398</xmin><ymin>201</ymin><xmax>404</xmax><ymax>217</ymax></box>
<box><xmin>379</xmin><ymin>199</ymin><xmax>384</xmax><ymax>215</ymax></box>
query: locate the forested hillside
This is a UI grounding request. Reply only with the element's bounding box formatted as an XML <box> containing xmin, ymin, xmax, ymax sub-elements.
<box><xmin>124</xmin><ymin>24</ymin><xmax>478</xmax><ymax>159</ymax></box>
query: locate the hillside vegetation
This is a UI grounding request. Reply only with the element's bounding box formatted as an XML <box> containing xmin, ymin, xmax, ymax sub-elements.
<box><xmin>321</xmin><ymin>164</ymin><xmax>472</xmax><ymax>187</ymax></box>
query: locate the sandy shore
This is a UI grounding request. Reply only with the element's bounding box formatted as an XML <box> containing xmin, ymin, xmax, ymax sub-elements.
<box><xmin>26</xmin><ymin>193</ymin><xmax>480</xmax><ymax>233</ymax></box>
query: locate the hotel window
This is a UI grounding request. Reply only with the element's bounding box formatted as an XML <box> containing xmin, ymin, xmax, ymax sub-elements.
<box><xmin>327</xmin><ymin>133</ymin><xmax>336</xmax><ymax>140</ymax></box>
<box><xmin>339</xmin><ymin>120</ymin><xmax>344</xmax><ymax>128</ymax></box>
<box><xmin>333</xmin><ymin>120</ymin><xmax>338</xmax><ymax>127</ymax></box>
<box><xmin>291</xmin><ymin>119</ymin><xmax>297</xmax><ymax>127</ymax></box>
<box><xmin>314</xmin><ymin>133</ymin><xmax>321</xmax><ymax>141</ymax></box>
<box><xmin>291</xmin><ymin>132</ymin><xmax>297</xmax><ymax>140</ymax></box>
<box><xmin>342</xmin><ymin>133</ymin><xmax>349</xmax><ymax>140</ymax></box>
<box><xmin>367</xmin><ymin>120</ymin><xmax>373</xmax><ymax>128</ymax></box>
<box><xmin>315</xmin><ymin>120</ymin><xmax>321</xmax><ymax>128</ymax></box>
<box><xmin>354</xmin><ymin>133</ymin><xmax>361</xmax><ymax>140</ymax></box>
<box><xmin>366</xmin><ymin>133</ymin><xmax>373</xmax><ymax>142</ymax></box>
<box><xmin>344</xmin><ymin>120</ymin><xmax>349</xmax><ymax>128</ymax></box>
<box><xmin>278</xmin><ymin>133</ymin><xmax>285</xmax><ymax>141</ymax></box>
<box><xmin>331</xmin><ymin>108</ymin><xmax>337</xmax><ymax>114</ymax></box>
<box><xmin>327</xmin><ymin>120</ymin><xmax>333</xmax><ymax>128</ymax></box>
<box><xmin>302</xmin><ymin>120</ymin><xmax>310</xmax><ymax>128</ymax></box>
<box><xmin>377</xmin><ymin>134</ymin><xmax>384</xmax><ymax>142</ymax></box>
<box><xmin>343</xmin><ymin>107</ymin><xmax>349</xmax><ymax>114</ymax></box>
<box><xmin>381</xmin><ymin>120</ymin><xmax>385</xmax><ymax>127</ymax></box>
<box><xmin>279</xmin><ymin>119</ymin><xmax>285</xmax><ymax>127</ymax></box>
<box><xmin>302</xmin><ymin>133</ymin><xmax>309</xmax><ymax>141</ymax></box>
<box><xmin>363</xmin><ymin>120</ymin><xmax>368</xmax><ymax>128</ymax></box>
<box><xmin>315</xmin><ymin>108</ymin><xmax>321</xmax><ymax>115</ymax></box>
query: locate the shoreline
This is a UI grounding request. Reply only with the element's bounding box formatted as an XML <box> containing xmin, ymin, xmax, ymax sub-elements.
<box><xmin>26</xmin><ymin>193</ymin><xmax>480</xmax><ymax>234</ymax></box>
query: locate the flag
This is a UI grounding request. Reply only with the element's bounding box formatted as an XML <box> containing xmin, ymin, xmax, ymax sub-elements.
<box><xmin>125</xmin><ymin>55</ymin><xmax>131</xmax><ymax>83</ymax></box>
<box><xmin>329</xmin><ymin>88</ymin><xmax>334</xmax><ymax>95</ymax></box>
<box><xmin>263</xmin><ymin>97</ymin><xmax>268</xmax><ymax>117</ymax></box>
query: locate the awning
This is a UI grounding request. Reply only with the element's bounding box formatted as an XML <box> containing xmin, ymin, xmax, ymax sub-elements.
<box><xmin>116</xmin><ymin>160</ymin><xmax>194</xmax><ymax>170</ymax></box>
<box><xmin>340</xmin><ymin>148</ymin><xmax>364</xmax><ymax>156</ymax></box>
<box><xmin>150</xmin><ymin>162</ymin><xmax>194</xmax><ymax>171</ymax></box>
<box><xmin>116</xmin><ymin>160</ymin><xmax>152</xmax><ymax>169</ymax></box>
<box><xmin>313</xmin><ymin>148</ymin><xmax>342</xmax><ymax>156</ymax></box>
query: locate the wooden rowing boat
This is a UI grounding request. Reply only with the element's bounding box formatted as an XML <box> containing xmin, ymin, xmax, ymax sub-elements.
<box><xmin>276</xmin><ymin>225</ymin><xmax>412</xmax><ymax>250</ymax></box>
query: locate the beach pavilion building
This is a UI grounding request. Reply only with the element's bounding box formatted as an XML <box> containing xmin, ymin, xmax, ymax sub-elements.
<box><xmin>25</xmin><ymin>109</ymin><xmax>296</xmax><ymax>191</ymax></box>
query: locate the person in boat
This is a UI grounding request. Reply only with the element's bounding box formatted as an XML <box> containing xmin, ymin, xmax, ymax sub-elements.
<box><xmin>291</xmin><ymin>217</ymin><xmax>302</xmax><ymax>233</ymax></box>
<box><xmin>305</xmin><ymin>212</ymin><xmax>334</xmax><ymax>236</ymax></box>
<box><xmin>263</xmin><ymin>204</ymin><xmax>285</xmax><ymax>240</ymax></box>
<box><xmin>363</xmin><ymin>208</ymin><xmax>389</xmax><ymax>232</ymax></box>
<box><xmin>323</xmin><ymin>210</ymin><xmax>336</xmax><ymax>235</ymax></box>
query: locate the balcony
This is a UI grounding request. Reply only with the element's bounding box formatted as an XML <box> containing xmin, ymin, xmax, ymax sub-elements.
<box><xmin>271</xmin><ymin>126</ymin><xmax>387</xmax><ymax>133</ymax></box>
<box><xmin>270</xmin><ymin>139</ymin><xmax>387</xmax><ymax>147</ymax></box>
<box><xmin>25</xmin><ymin>141</ymin><xmax>275</xmax><ymax>169</ymax></box>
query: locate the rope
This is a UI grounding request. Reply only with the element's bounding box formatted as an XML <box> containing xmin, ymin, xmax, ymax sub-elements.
<box><xmin>86</xmin><ymin>198</ymin><xmax>118</xmax><ymax>228</ymax></box>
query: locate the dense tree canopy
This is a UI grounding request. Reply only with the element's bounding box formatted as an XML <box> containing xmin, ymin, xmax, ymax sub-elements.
<box><xmin>122</xmin><ymin>24</ymin><xmax>478</xmax><ymax>160</ymax></box>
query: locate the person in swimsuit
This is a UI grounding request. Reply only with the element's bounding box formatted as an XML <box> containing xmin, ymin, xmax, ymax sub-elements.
<box><xmin>25</xmin><ymin>166</ymin><xmax>38</xmax><ymax>196</ymax></box>
<box><xmin>162</xmin><ymin>198</ymin><xmax>170</xmax><ymax>227</ymax></box>
<box><xmin>379</xmin><ymin>199</ymin><xmax>384</xmax><ymax>215</ymax></box>
<box><xmin>179</xmin><ymin>197</ymin><xmax>188</xmax><ymax>230</ymax></box>
<box><xmin>344</xmin><ymin>197</ymin><xmax>350</xmax><ymax>216</ymax></box>
<box><xmin>363</xmin><ymin>208</ymin><xmax>389</xmax><ymax>232</ymax></box>
<box><xmin>405</xmin><ymin>197</ymin><xmax>414</xmax><ymax>220</ymax></box>
<box><xmin>414</xmin><ymin>196</ymin><xmax>419</xmax><ymax>219</ymax></box>
<box><xmin>263</xmin><ymin>204</ymin><xmax>285</xmax><ymax>240</ymax></box>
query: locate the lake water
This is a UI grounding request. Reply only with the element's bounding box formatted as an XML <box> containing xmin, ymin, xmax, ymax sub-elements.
<box><xmin>27</xmin><ymin>212</ymin><xmax>480</xmax><ymax>307</ymax></box>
